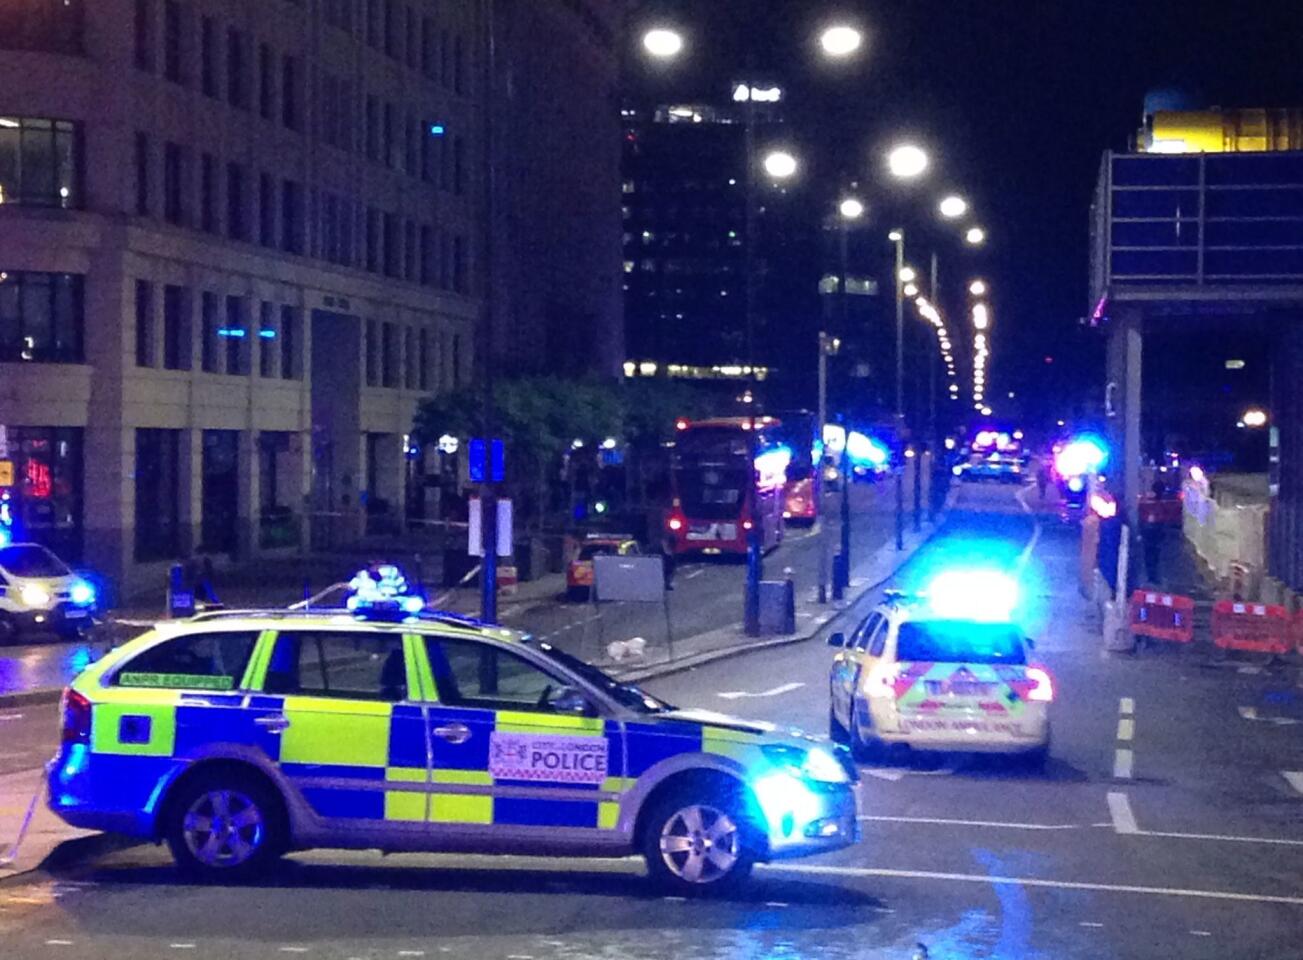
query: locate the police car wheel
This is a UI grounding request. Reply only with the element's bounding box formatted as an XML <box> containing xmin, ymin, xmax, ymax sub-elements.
<box><xmin>828</xmin><ymin>703</ymin><xmax>848</xmax><ymax>744</ymax></box>
<box><xmin>643</xmin><ymin>789</ymin><xmax>755</xmax><ymax>894</ymax></box>
<box><xmin>848</xmin><ymin>701</ymin><xmax>881</xmax><ymax>763</ymax></box>
<box><xmin>166</xmin><ymin>773</ymin><xmax>283</xmax><ymax>880</ymax></box>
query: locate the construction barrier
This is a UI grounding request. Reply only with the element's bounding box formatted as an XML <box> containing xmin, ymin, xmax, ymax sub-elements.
<box><xmin>1129</xmin><ymin>590</ymin><xmax>1196</xmax><ymax>643</ymax></box>
<box><xmin>1211</xmin><ymin>600</ymin><xmax>1291</xmax><ymax>654</ymax></box>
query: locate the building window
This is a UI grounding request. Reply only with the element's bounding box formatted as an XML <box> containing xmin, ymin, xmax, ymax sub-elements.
<box><xmin>134</xmin><ymin>429</ymin><xmax>180</xmax><ymax>562</ymax></box>
<box><xmin>0</xmin><ymin>117</ymin><xmax>78</xmax><ymax>208</ymax></box>
<box><xmin>418</xmin><ymin>328</ymin><xmax>429</xmax><ymax>390</ymax></box>
<box><xmin>365</xmin><ymin>207</ymin><xmax>380</xmax><ymax>273</ymax></box>
<box><xmin>0</xmin><ymin>272</ymin><xmax>84</xmax><ymax>363</ymax></box>
<box><xmin>454</xmin><ymin>135</ymin><xmax>465</xmax><ymax>195</ymax></box>
<box><xmin>383</xmin><ymin>212</ymin><xmax>399</xmax><ymax>278</ymax></box>
<box><xmin>454</xmin><ymin>35</ymin><xmax>466</xmax><ymax>95</ymax></box>
<box><xmin>199</xmin><ymin>152</ymin><xmax>217</xmax><ymax>233</ymax></box>
<box><xmin>281</xmin><ymin>54</ymin><xmax>299</xmax><ymax>130</ymax></box>
<box><xmin>224</xmin><ymin>296</ymin><xmax>247</xmax><ymax>375</ymax></box>
<box><xmin>133</xmin><ymin>0</ymin><xmax>154</xmax><ymax>70</ymax></box>
<box><xmin>383</xmin><ymin>101</ymin><xmax>395</xmax><ymax>168</ymax></box>
<box><xmin>200</xmin><ymin>291</ymin><xmax>219</xmax><ymax>372</ymax></box>
<box><xmin>200</xmin><ymin>16</ymin><xmax>217</xmax><ymax>97</ymax></box>
<box><xmin>439</xmin><ymin>229</ymin><xmax>451</xmax><ymax>288</ymax></box>
<box><xmin>403</xmin><ymin>220</ymin><xmax>416</xmax><ymax>281</ymax></box>
<box><xmin>365</xmin><ymin>318</ymin><xmax>379</xmax><ymax>386</ymax></box>
<box><xmin>420</xmin><ymin>225</ymin><xmax>433</xmax><ymax>285</ymax></box>
<box><xmin>0</xmin><ymin>0</ymin><xmax>84</xmax><ymax>56</ymax></box>
<box><xmin>134</xmin><ymin>131</ymin><xmax>150</xmax><ymax>215</ymax></box>
<box><xmin>439</xmin><ymin>29</ymin><xmax>450</xmax><ymax>87</ymax></box>
<box><xmin>383</xmin><ymin>0</ymin><xmax>397</xmax><ymax>58</ymax></box>
<box><xmin>365</xmin><ymin>95</ymin><xmax>379</xmax><ymax>161</ymax></box>
<box><xmin>453</xmin><ymin>234</ymin><xmax>467</xmax><ymax>293</ymax></box>
<box><xmin>259</xmin><ymin>172</ymin><xmax>275</xmax><ymax>247</ymax></box>
<box><xmin>281</xmin><ymin>179</ymin><xmax>302</xmax><ymax>254</ymax></box>
<box><xmin>258</xmin><ymin>301</ymin><xmax>276</xmax><ymax>378</ymax></box>
<box><xmin>452</xmin><ymin>333</ymin><xmax>462</xmax><ymax>386</ymax></box>
<box><xmin>163</xmin><ymin>284</ymin><xmax>190</xmax><ymax>370</ymax></box>
<box><xmin>135</xmin><ymin>279</ymin><xmax>154</xmax><ymax>367</ymax></box>
<box><xmin>404</xmin><ymin>111</ymin><xmax>418</xmax><ymax>174</ymax></box>
<box><xmin>365</xmin><ymin>0</ymin><xmax>380</xmax><ymax>48</ymax></box>
<box><xmin>226</xmin><ymin>162</ymin><xmax>247</xmax><ymax>240</ymax></box>
<box><xmin>162</xmin><ymin>0</ymin><xmax>186</xmax><ymax>85</ymax></box>
<box><xmin>280</xmin><ymin>305</ymin><xmax>299</xmax><ymax>379</ymax></box>
<box><xmin>440</xmin><ymin>133</ymin><xmax>451</xmax><ymax>191</ymax></box>
<box><xmin>259</xmin><ymin>42</ymin><xmax>274</xmax><ymax>120</ymax></box>
<box><xmin>227</xmin><ymin>28</ymin><xmax>247</xmax><ymax>109</ymax></box>
<box><xmin>162</xmin><ymin>141</ymin><xmax>186</xmax><ymax>225</ymax></box>
<box><xmin>382</xmin><ymin>322</ymin><xmax>398</xmax><ymax>388</ymax></box>
<box><xmin>404</xmin><ymin>326</ymin><xmax>417</xmax><ymax>389</ymax></box>
<box><xmin>324</xmin><ymin>0</ymin><xmax>352</xmax><ymax>34</ymax></box>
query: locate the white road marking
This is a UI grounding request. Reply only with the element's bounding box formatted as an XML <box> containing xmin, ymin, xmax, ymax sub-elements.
<box><xmin>168</xmin><ymin>945</ymin><xmax>196</xmax><ymax>950</ymax></box>
<box><xmin>398</xmin><ymin>952</ymin><xmax>426</xmax><ymax>957</ymax></box>
<box><xmin>767</xmin><ymin>863</ymin><xmax>1303</xmax><ymax>906</ymax></box>
<box><xmin>859</xmin><ymin>815</ymin><xmax>1084</xmax><ymax>832</ymax></box>
<box><xmin>0</xmin><ymin>714</ymin><xmax>24</xmax><ymax>722</ymax></box>
<box><xmin>1282</xmin><ymin>771</ymin><xmax>1303</xmax><ymax>796</ymax></box>
<box><xmin>1119</xmin><ymin>697</ymin><xmax>1134</xmax><ymax>715</ymax></box>
<box><xmin>862</xmin><ymin>768</ymin><xmax>905</xmax><ymax>782</ymax></box>
<box><xmin>1130</xmin><ymin>827</ymin><xmax>1303</xmax><ymax>848</ymax></box>
<box><xmin>764</xmin><ymin>901</ymin><xmax>789</xmax><ymax>908</ymax></box>
<box><xmin>1190</xmin><ymin>930</ymin><xmax>1213</xmax><ymax>937</ymax></box>
<box><xmin>45</xmin><ymin>941</ymin><xmax>74</xmax><ymax>946</ymax></box>
<box><xmin>684</xmin><ymin>568</ymin><xmax>706</xmax><ymax>580</ymax></box>
<box><xmin>662</xmin><ymin>896</ymin><xmax>687</xmax><ymax>903</ymax></box>
<box><xmin>1078</xmin><ymin>922</ymin><xmax>1105</xmax><ymax>929</ymax></box>
<box><xmin>1113</xmin><ymin>748</ymin><xmax>1133</xmax><ymax>779</ymax></box>
<box><xmin>717</xmin><ymin>682</ymin><xmax>805</xmax><ymax>700</ymax></box>
<box><xmin>1107</xmin><ymin>791</ymin><xmax>1139</xmax><ymax>835</ymax></box>
<box><xmin>1117</xmin><ymin>717</ymin><xmax>1134</xmax><ymax>741</ymax></box>
<box><xmin>1237</xmin><ymin>665</ymin><xmax>1263</xmax><ymax>675</ymax></box>
<box><xmin>279</xmin><ymin>949</ymin><xmax>310</xmax><ymax>954</ymax></box>
<box><xmin>1238</xmin><ymin>706</ymin><xmax>1299</xmax><ymax>726</ymax></box>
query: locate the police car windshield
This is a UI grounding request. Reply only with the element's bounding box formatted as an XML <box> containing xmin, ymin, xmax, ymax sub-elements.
<box><xmin>0</xmin><ymin>545</ymin><xmax>69</xmax><ymax>578</ymax></box>
<box><xmin>526</xmin><ymin>640</ymin><xmax>672</xmax><ymax>714</ymax></box>
<box><xmin>898</xmin><ymin>620</ymin><xmax>1027</xmax><ymax>665</ymax></box>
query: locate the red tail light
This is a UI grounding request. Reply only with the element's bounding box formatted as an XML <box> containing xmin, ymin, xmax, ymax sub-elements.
<box><xmin>61</xmin><ymin>688</ymin><xmax>92</xmax><ymax>744</ymax></box>
<box><xmin>742</xmin><ymin>519</ymin><xmax>754</xmax><ymax>531</ymax></box>
<box><xmin>1026</xmin><ymin>666</ymin><xmax>1054</xmax><ymax>702</ymax></box>
<box><xmin>667</xmin><ymin>516</ymin><xmax>684</xmax><ymax>532</ymax></box>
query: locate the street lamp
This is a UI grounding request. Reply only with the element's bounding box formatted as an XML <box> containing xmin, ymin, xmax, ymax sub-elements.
<box><xmin>969</xmin><ymin>279</ymin><xmax>987</xmax><ymax>297</ymax></box>
<box><xmin>899</xmin><ymin>266</ymin><xmax>917</xmax><ymax>283</ymax></box>
<box><xmin>965</xmin><ymin>226</ymin><xmax>986</xmax><ymax>245</ymax></box>
<box><xmin>903</xmin><ymin>282</ymin><xmax>919</xmax><ymax>298</ymax></box>
<box><xmin>887</xmin><ymin>143</ymin><xmax>929</xmax><ymax>179</ymax></box>
<box><xmin>938</xmin><ymin>195</ymin><xmax>968</xmax><ymax>219</ymax></box>
<box><xmin>763</xmin><ymin>150</ymin><xmax>799</xmax><ymax>180</ymax></box>
<box><xmin>819</xmin><ymin>24</ymin><xmax>864</xmax><ymax>58</ymax></box>
<box><xmin>642</xmin><ymin>28</ymin><xmax>684</xmax><ymax>59</ymax></box>
<box><xmin>839</xmin><ymin>196</ymin><xmax>865</xmax><ymax>220</ymax></box>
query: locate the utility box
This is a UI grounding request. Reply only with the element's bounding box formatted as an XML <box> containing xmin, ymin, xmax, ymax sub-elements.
<box><xmin>758</xmin><ymin>579</ymin><xmax>796</xmax><ymax>635</ymax></box>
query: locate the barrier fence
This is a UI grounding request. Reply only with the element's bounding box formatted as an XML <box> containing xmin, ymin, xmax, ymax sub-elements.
<box><xmin>1211</xmin><ymin>600</ymin><xmax>1292</xmax><ymax>655</ymax></box>
<box><xmin>1128</xmin><ymin>590</ymin><xmax>1195</xmax><ymax>644</ymax></box>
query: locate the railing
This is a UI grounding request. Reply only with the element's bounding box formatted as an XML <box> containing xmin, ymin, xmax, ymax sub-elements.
<box><xmin>1091</xmin><ymin>150</ymin><xmax>1303</xmax><ymax>307</ymax></box>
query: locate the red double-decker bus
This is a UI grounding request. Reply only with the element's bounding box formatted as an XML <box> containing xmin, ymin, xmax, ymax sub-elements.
<box><xmin>666</xmin><ymin>417</ymin><xmax>789</xmax><ymax>557</ymax></box>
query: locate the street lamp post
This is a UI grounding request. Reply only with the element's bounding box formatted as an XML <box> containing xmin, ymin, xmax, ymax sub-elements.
<box><xmin>833</xmin><ymin>212</ymin><xmax>854</xmax><ymax>599</ymax></box>
<box><xmin>891</xmin><ymin>229</ymin><xmax>906</xmax><ymax>551</ymax></box>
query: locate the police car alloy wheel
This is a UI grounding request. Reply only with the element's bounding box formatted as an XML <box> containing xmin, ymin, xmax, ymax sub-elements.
<box><xmin>642</xmin><ymin>787</ymin><xmax>755</xmax><ymax>893</ymax></box>
<box><xmin>165</xmin><ymin>772</ymin><xmax>283</xmax><ymax>880</ymax></box>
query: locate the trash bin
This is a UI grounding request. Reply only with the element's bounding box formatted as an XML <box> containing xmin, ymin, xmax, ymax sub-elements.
<box><xmin>758</xmin><ymin>579</ymin><xmax>796</xmax><ymax>635</ymax></box>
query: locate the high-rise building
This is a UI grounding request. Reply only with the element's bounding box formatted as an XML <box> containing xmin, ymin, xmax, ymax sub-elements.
<box><xmin>0</xmin><ymin>0</ymin><xmax>623</xmax><ymax>594</ymax></box>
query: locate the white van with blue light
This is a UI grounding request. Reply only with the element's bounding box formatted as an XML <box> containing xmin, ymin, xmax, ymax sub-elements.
<box><xmin>0</xmin><ymin>542</ymin><xmax>96</xmax><ymax>642</ymax></box>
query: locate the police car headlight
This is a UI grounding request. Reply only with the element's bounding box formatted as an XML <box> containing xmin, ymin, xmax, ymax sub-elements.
<box><xmin>761</xmin><ymin>744</ymin><xmax>850</xmax><ymax>785</ymax></box>
<box><xmin>20</xmin><ymin>585</ymin><xmax>52</xmax><ymax>608</ymax></box>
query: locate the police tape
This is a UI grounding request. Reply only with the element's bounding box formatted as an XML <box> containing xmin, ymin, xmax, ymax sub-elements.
<box><xmin>0</xmin><ymin>772</ymin><xmax>45</xmax><ymax>868</ymax></box>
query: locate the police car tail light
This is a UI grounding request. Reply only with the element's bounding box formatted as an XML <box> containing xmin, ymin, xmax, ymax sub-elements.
<box><xmin>667</xmin><ymin>514</ymin><xmax>684</xmax><ymax>532</ymax></box>
<box><xmin>60</xmin><ymin>688</ymin><xmax>92</xmax><ymax>745</ymax></box>
<box><xmin>1026</xmin><ymin>666</ymin><xmax>1054</xmax><ymax>703</ymax></box>
<box><xmin>864</xmin><ymin>662</ymin><xmax>899</xmax><ymax>699</ymax></box>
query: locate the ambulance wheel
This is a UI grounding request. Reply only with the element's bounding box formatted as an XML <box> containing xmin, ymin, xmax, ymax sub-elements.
<box><xmin>642</xmin><ymin>783</ymin><xmax>756</xmax><ymax>895</ymax></box>
<box><xmin>0</xmin><ymin>613</ymin><xmax>17</xmax><ymax>645</ymax></box>
<box><xmin>165</xmin><ymin>769</ymin><xmax>285</xmax><ymax>882</ymax></box>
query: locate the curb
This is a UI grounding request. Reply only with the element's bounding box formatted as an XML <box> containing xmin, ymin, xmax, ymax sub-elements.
<box><xmin>0</xmin><ymin>688</ymin><xmax>64</xmax><ymax>708</ymax></box>
<box><xmin>613</xmin><ymin>516</ymin><xmax>948</xmax><ymax>683</ymax></box>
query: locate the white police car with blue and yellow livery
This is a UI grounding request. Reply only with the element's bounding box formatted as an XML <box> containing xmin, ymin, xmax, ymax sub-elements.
<box><xmin>48</xmin><ymin>603</ymin><xmax>859</xmax><ymax>893</ymax></box>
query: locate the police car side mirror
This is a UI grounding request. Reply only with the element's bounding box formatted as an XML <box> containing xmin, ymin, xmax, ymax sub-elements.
<box><xmin>827</xmin><ymin>631</ymin><xmax>846</xmax><ymax>648</ymax></box>
<box><xmin>550</xmin><ymin>685</ymin><xmax>597</xmax><ymax>717</ymax></box>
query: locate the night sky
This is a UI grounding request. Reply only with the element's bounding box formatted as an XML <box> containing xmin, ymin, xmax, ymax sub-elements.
<box><xmin>629</xmin><ymin>0</ymin><xmax>1303</xmax><ymax>422</ymax></box>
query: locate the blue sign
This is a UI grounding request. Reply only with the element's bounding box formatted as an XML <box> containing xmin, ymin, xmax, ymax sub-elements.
<box><xmin>468</xmin><ymin>438</ymin><xmax>505</xmax><ymax>483</ymax></box>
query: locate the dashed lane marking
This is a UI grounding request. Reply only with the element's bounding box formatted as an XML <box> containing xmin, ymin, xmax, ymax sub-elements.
<box><xmin>1078</xmin><ymin>922</ymin><xmax>1105</xmax><ymax>929</ymax></box>
<box><xmin>1119</xmin><ymin>697</ymin><xmax>1134</xmax><ymax>715</ymax></box>
<box><xmin>767</xmin><ymin>863</ymin><xmax>1303</xmax><ymax>907</ymax></box>
<box><xmin>0</xmin><ymin>714</ymin><xmax>25</xmax><ymax>722</ymax></box>
<box><xmin>1238</xmin><ymin>706</ymin><xmax>1299</xmax><ymax>726</ymax></box>
<box><xmin>168</xmin><ymin>945</ymin><xmax>196</xmax><ymax>950</ymax></box>
<box><xmin>1190</xmin><ymin>931</ymin><xmax>1213</xmax><ymax>937</ymax></box>
<box><xmin>1107</xmin><ymin>791</ymin><xmax>1139</xmax><ymax>835</ymax></box>
<box><xmin>1113</xmin><ymin>748</ymin><xmax>1133</xmax><ymax>779</ymax></box>
<box><xmin>44</xmin><ymin>941</ymin><xmax>73</xmax><ymax>947</ymax></box>
<box><xmin>1117</xmin><ymin>717</ymin><xmax>1134</xmax><ymax>741</ymax></box>
<box><xmin>684</xmin><ymin>568</ymin><xmax>706</xmax><ymax>580</ymax></box>
<box><xmin>1283</xmin><ymin>771</ymin><xmax>1303</xmax><ymax>796</ymax></box>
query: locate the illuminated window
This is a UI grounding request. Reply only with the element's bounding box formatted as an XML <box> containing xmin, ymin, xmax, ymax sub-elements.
<box><xmin>0</xmin><ymin>118</ymin><xmax>79</xmax><ymax>208</ymax></box>
<box><xmin>0</xmin><ymin>272</ymin><xmax>84</xmax><ymax>363</ymax></box>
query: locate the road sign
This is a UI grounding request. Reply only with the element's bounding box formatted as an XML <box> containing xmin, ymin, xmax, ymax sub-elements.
<box><xmin>468</xmin><ymin>438</ymin><xmax>506</xmax><ymax>483</ymax></box>
<box><xmin>468</xmin><ymin>497</ymin><xmax>512</xmax><ymax>557</ymax></box>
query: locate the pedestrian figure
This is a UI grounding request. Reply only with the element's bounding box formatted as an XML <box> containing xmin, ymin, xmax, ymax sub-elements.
<box><xmin>661</xmin><ymin>532</ymin><xmax>676</xmax><ymax>591</ymax></box>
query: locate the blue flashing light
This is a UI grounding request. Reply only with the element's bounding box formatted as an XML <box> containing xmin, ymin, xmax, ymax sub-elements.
<box><xmin>924</xmin><ymin>569</ymin><xmax>1020</xmax><ymax>623</ymax></box>
<box><xmin>752</xmin><ymin>771</ymin><xmax>824</xmax><ymax>838</ymax></box>
<box><xmin>217</xmin><ymin>327</ymin><xmax>247</xmax><ymax>338</ymax></box>
<box><xmin>401</xmin><ymin>595</ymin><xmax>425</xmax><ymax>615</ymax></box>
<box><xmin>430</xmin><ymin>124</ymin><xmax>446</xmax><ymax>136</ymax></box>
<box><xmin>846</xmin><ymin>431</ymin><xmax>890</xmax><ymax>467</ymax></box>
<box><xmin>258</xmin><ymin>328</ymin><xmax>278</xmax><ymax>339</ymax></box>
<box><xmin>0</xmin><ymin>526</ymin><xmax>9</xmax><ymax>549</ymax></box>
<box><xmin>1067</xmin><ymin>476</ymin><xmax>1085</xmax><ymax>493</ymax></box>
<box><xmin>348</xmin><ymin>563</ymin><xmax>423</xmax><ymax>620</ymax></box>
<box><xmin>1056</xmin><ymin>434</ymin><xmax>1109</xmax><ymax>478</ymax></box>
<box><xmin>69</xmin><ymin>580</ymin><xmax>95</xmax><ymax>607</ymax></box>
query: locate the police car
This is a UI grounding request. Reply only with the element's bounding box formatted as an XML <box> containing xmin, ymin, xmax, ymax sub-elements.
<box><xmin>48</xmin><ymin>602</ymin><xmax>859</xmax><ymax>892</ymax></box>
<box><xmin>827</xmin><ymin>572</ymin><xmax>1053</xmax><ymax>767</ymax></box>
<box><xmin>0</xmin><ymin>543</ymin><xmax>97</xmax><ymax>642</ymax></box>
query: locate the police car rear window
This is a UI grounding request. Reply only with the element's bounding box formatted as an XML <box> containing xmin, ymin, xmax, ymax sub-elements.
<box><xmin>896</xmin><ymin>621</ymin><xmax>1026</xmax><ymax>665</ymax></box>
<box><xmin>116</xmin><ymin>631</ymin><xmax>260</xmax><ymax>690</ymax></box>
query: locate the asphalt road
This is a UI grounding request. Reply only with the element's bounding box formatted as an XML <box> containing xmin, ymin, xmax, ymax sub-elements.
<box><xmin>3</xmin><ymin>483</ymin><xmax>1303</xmax><ymax>959</ymax></box>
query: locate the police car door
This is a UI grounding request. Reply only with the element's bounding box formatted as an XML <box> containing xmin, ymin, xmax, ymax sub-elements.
<box><xmin>422</xmin><ymin>635</ymin><xmax>620</xmax><ymax>839</ymax></box>
<box><xmin>258</xmin><ymin>629</ymin><xmax>429</xmax><ymax>838</ymax></box>
<box><xmin>831</xmin><ymin>612</ymin><xmax>881</xmax><ymax>727</ymax></box>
